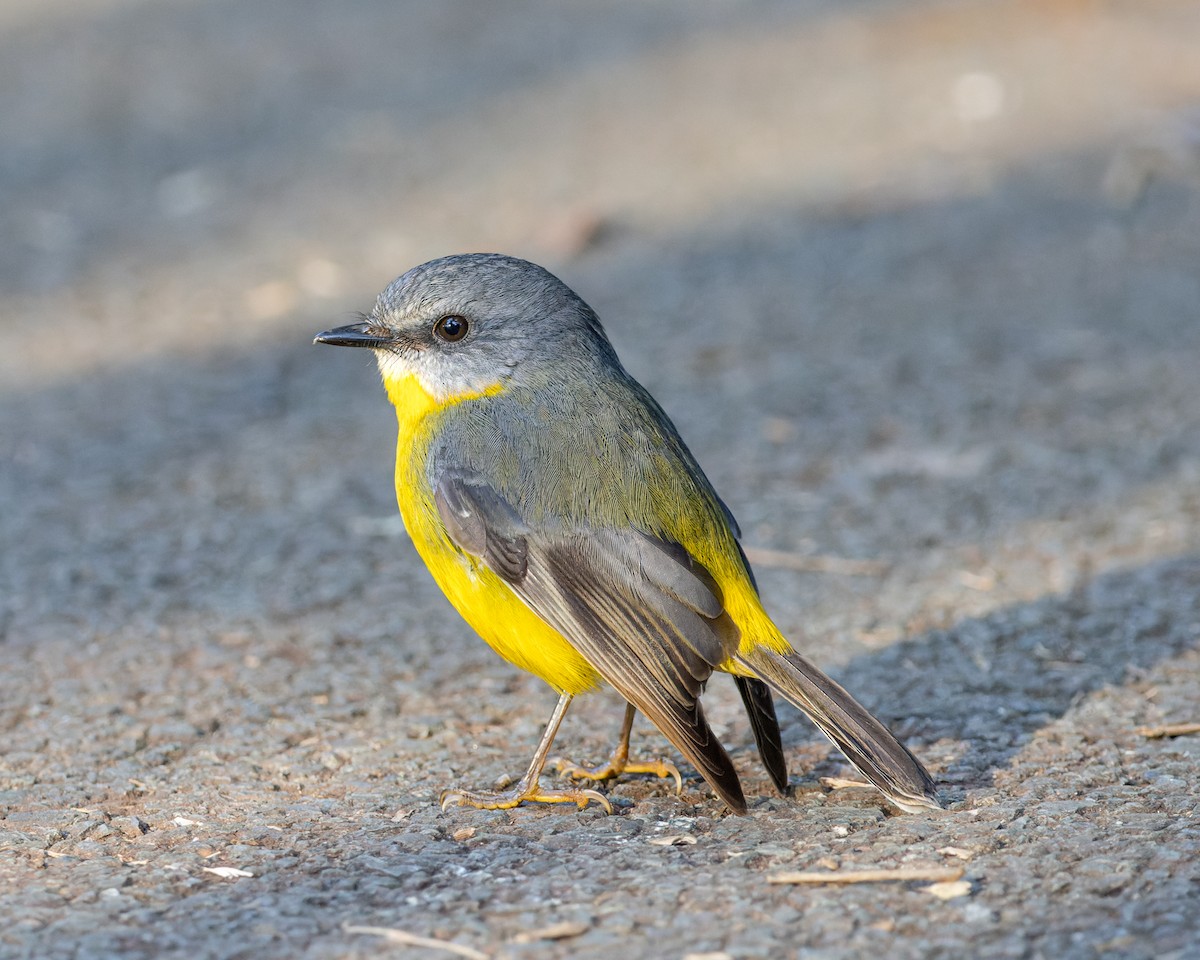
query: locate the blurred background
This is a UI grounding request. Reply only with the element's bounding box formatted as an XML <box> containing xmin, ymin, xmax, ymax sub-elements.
<box><xmin>5</xmin><ymin>0</ymin><xmax>1200</xmax><ymax>644</ymax></box>
<box><xmin>2</xmin><ymin>1</ymin><xmax>1200</xmax><ymax>957</ymax></box>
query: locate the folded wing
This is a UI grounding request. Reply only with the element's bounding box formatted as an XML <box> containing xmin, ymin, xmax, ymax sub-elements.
<box><xmin>435</xmin><ymin>469</ymin><xmax>747</xmax><ymax>812</ymax></box>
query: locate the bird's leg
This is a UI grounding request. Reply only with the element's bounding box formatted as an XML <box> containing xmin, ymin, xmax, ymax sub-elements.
<box><xmin>440</xmin><ymin>692</ymin><xmax>612</xmax><ymax>814</ymax></box>
<box><xmin>552</xmin><ymin>703</ymin><xmax>683</xmax><ymax>794</ymax></box>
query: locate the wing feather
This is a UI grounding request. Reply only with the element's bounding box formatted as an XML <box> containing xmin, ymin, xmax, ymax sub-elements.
<box><xmin>435</xmin><ymin>472</ymin><xmax>747</xmax><ymax>812</ymax></box>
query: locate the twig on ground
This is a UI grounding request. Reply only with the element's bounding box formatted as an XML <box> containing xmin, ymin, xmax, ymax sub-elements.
<box><xmin>819</xmin><ymin>776</ymin><xmax>873</xmax><ymax>791</ymax></box>
<box><xmin>343</xmin><ymin>924</ymin><xmax>489</xmax><ymax>960</ymax></box>
<box><xmin>769</xmin><ymin>866</ymin><xmax>965</xmax><ymax>886</ymax></box>
<box><xmin>511</xmin><ymin>920</ymin><xmax>590</xmax><ymax>944</ymax></box>
<box><xmin>1135</xmin><ymin>722</ymin><xmax>1200</xmax><ymax>739</ymax></box>
<box><xmin>741</xmin><ymin>546</ymin><xmax>889</xmax><ymax>577</ymax></box>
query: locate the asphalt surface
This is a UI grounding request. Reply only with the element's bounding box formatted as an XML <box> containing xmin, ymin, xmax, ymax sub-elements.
<box><xmin>2</xmin><ymin>2</ymin><xmax>1200</xmax><ymax>958</ymax></box>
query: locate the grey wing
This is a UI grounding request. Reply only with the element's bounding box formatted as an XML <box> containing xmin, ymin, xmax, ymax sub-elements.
<box><xmin>434</xmin><ymin>470</ymin><xmax>748</xmax><ymax>812</ymax></box>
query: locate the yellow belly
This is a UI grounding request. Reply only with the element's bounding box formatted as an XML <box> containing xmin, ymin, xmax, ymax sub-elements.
<box><xmin>387</xmin><ymin>373</ymin><xmax>603</xmax><ymax>695</ymax></box>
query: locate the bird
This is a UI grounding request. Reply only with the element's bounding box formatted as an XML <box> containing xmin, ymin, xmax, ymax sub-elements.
<box><xmin>314</xmin><ymin>253</ymin><xmax>940</xmax><ymax>815</ymax></box>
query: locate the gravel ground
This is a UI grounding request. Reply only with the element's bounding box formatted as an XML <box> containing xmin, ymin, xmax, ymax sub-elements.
<box><xmin>2</xmin><ymin>2</ymin><xmax>1200</xmax><ymax>958</ymax></box>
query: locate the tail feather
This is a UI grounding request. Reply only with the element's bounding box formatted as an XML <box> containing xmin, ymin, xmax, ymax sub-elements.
<box><xmin>733</xmin><ymin>675</ymin><xmax>790</xmax><ymax>795</ymax></box>
<box><xmin>738</xmin><ymin>647</ymin><xmax>941</xmax><ymax>812</ymax></box>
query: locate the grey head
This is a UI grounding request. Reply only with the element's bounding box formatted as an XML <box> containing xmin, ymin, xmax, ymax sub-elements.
<box><xmin>314</xmin><ymin>254</ymin><xmax>616</xmax><ymax>401</ymax></box>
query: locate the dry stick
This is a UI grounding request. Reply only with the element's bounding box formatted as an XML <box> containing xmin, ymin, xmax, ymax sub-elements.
<box><xmin>1135</xmin><ymin>722</ymin><xmax>1200</xmax><ymax>739</ymax></box>
<box><xmin>820</xmin><ymin>776</ymin><xmax>874</xmax><ymax>791</ymax></box>
<box><xmin>769</xmin><ymin>866</ymin><xmax>965</xmax><ymax>886</ymax></box>
<box><xmin>742</xmin><ymin>546</ymin><xmax>890</xmax><ymax>577</ymax></box>
<box><xmin>343</xmin><ymin>924</ymin><xmax>489</xmax><ymax>960</ymax></box>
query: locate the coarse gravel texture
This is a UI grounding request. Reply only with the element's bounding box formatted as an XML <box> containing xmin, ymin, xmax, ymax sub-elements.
<box><xmin>2</xmin><ymin>2</ymin><xmax>1200</xmax><ymax>959</ymax></box>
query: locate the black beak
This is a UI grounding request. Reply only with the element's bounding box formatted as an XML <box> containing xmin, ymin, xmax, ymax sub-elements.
<box><xmin>313</xmin><ymin>321</ymin><xmax>392</xmax><ymax>349</ymax></box>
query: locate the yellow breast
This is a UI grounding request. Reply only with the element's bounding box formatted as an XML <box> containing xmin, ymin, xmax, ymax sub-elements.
<box><xmin>384</xmin><ymin>372</ymin><xmax>603</xmax><ymax>695</ymax></box>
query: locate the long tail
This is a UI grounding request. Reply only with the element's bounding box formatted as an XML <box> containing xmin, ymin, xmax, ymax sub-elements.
<box><xmin>737</xmin><ymin>647</ymin><xmax>941</xmax><ymax>811</ymax></box>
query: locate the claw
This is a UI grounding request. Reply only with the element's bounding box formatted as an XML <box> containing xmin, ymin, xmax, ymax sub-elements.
<box><xmin>576</xmin><ymin>788</ymin><xmax>613</xmax><ymax>812</ymax></box>
<box><xmin>439</xmin><ymin>789</ymin><xmax>466</xmax><ymax>813</ymax></box>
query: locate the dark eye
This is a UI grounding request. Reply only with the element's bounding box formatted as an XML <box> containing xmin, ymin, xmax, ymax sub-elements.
<box><xmin>433</xmin><ymin>314</ymin><xmax>469</xmax><ymax>343</ymax></box>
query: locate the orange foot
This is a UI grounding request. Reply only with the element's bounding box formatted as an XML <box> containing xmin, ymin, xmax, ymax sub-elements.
<box><xmin>552</xmin><ymin>743</ymin><xmax>683</xmax><ymax>795</ymax></box>
<box><xmin>440</xmin><ymin>774</ymin><xmax>611</xmax><ymax>814</ymax></box>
